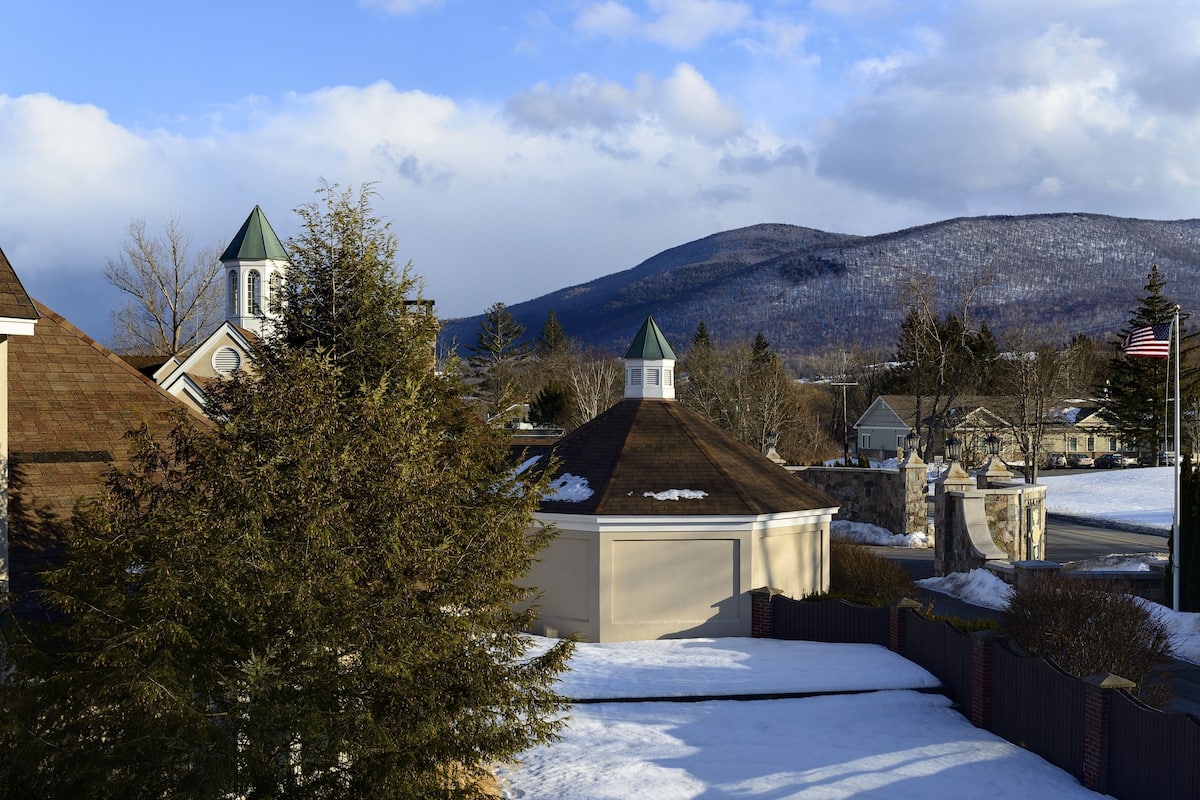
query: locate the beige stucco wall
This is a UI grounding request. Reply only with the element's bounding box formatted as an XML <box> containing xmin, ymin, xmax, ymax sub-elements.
<box><xmin>523</xmin><ymin>511</ymin><xmax>833</xmax><ymax>642</ymax></box>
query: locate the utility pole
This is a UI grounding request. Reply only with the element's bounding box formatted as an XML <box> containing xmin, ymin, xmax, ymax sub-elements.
<box><xmin>831</xmin><ymin>380</ymin><xmax>858</xmax><ymax>465</ymax></box>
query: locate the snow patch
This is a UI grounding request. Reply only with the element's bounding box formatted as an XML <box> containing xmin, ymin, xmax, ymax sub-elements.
<box><xmin>643</xmin><ymin>489</ymin><xmax>708</xmax><ymax>501</ymax></box>
<box><xmin>917</xmin><ymin>568</ymin><xmax>1014</xmax><ymax>610</ymax></box>
<box><xmin>543</xmin><ymin>473</ymin><xmax>593</xmax><ymax>502</ymax></box>
<box><xmin>831</xmin><ymin>520</ymin><xmax>930</xmax><ymax>548</ymax></box>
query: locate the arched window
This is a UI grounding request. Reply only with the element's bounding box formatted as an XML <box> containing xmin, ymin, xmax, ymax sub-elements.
<box><xmin>228</xmin><ymin>271</ymin><xmax>239</xmax><ymax>316</ymax></box>
<box><xmin>247</xmin><ymin>270</ymin><xmax>262</xmax><ymax>315</ymax></box>
<box><xmin>268</xmin><ymin>272</ymin><xmax>283</xmax><ymax>313</ymax></box>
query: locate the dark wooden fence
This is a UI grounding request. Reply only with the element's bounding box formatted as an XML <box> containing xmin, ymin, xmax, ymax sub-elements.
<box><xmin>760</xmin><ymin>593</ymin><xmax>1200</xmax><ymax>799</ymax></box>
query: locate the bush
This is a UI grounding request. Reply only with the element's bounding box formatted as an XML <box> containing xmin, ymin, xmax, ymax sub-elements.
<box><xmin>1006</xmin><ymin>574</ymin><xmax>1174</xmax><ymax>707</ymax></box>
<box><xmin>827</xmin><ymin>540</ymin><xmax>917</xmax><ymax>605</ymax></box>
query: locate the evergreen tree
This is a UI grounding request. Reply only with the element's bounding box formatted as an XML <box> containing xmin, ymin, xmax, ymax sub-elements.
<box><xmin>279</xmin><ymin>181</ymin><xmax>435</xmax><ymax>388</ymax></box>
<box><xmin>469</xmin><ymin>302</ymin><xmax>528</xmax><ymax>414</ymax></box>
<box><xmin>1103</xmin><ymin>266</ymin><xmax>1189</xmax><ymax>456</ymax></box>
<box><xmin>534</xmin><ymin>309</ymin><xmax>569</xmax><ymax>360</ymax></box>
<box><xmin>530</xmin><ymin>380</ymin><xmax>572</xmax><ymax>427</ymax></box>
<box><xmin>692</xmin><ymin>320</ymin><xmax>711</xmax><ymax>350</ymax></box>
<box><xmin>1</xmin><ymin>187</ymin><xmax>573</xmax><ymax>799</ymax></box>
<box><xmin>1179</xmin><ymin>456</ymin><xmax>1200</xmax><ymax>612</ymax></box>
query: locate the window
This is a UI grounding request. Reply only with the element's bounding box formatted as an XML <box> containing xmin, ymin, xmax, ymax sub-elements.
<box><xmin>1110</xmin><ymin>437</ymin><xmax>1118</xmax><ymax>452</ymax></box>
<box><xmin>665</xmin><ymin>369</ymin><xmax>673</xmax><ymax>387</ymax></box>
<box><xmin>860</xmin><ymin>433</ymin><xmax>871</xmax><ymax>449</ymax></box>
<box><xmin>228</xmin><ymin>271</ymin><xmax>239</xmax><ymax>315</ymax></box>
<box><xmin>1068</xmin><ymin>436</ymin><xmax>1078</xmax><ymax>451</ymax></box>
<box><xmin>646</xmin><ymin>368</ymin><xmax>660</xmax><ymax>386</ymax></box>
<box><xmin>247</xmin><ymin>270</ymin><xmax>262</xmax><ymax>315</ymax></box>
<box><xmin>1087</xmin><ymin>435</ymin><xmax>1095</xmax><ymax>452</ymax></box>
<box><xmin>628</xmin><ymin>367</ymin><xmax>642</xmax><ymax>386</ymax></box>
<box><xmin>897</xmin><ymin>436</ymin><xmax>907</xmax><ymax>451</ymax></box>
<box><xmin>268</xmin><ymin>272</ymin><xmax>283</xmax><ymax>313</ymax></box>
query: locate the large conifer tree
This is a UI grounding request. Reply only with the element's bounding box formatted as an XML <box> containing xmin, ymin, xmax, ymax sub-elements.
<box><xmin>1104</xmin><ymin>266</ymin><xmax>1187</xmax><ymax>456</ymax></box>
<box><xmin>1</xmin><ymin>184</ymin><xmax>573</xmax><ymax>799</ymax></box>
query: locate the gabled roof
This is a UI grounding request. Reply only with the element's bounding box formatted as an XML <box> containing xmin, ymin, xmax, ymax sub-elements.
<box><xmin>623</xmin><ymin>316</ymin><xmax>676</xmax><ymax>361</ymax></box>
<box><xmin>857</xmin><ymin>395</ymin><xmax>1012</xmax><ymax>430</ymax></box>
<box><xmin>0</xmin><ymin>246</ymin><xmax>40</xmax><ymax>328</ymax></box>
<box><xmin>534</xmin><ymin>398</ymin><xmax>837</xmax><ymax>517</ymax></box>
<box><xmin>7</xmin><ymin>302</ymin><xmax>207</xmax><ymax>606</ymax></box>
<box><xmin>220</xmin><ymin>205</ymin><xmax>288</xmax><ymax>262</ymax></box>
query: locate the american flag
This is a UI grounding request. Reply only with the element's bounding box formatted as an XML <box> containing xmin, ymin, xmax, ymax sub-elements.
<box><xmin>1121</xmin><ymin>322</ymin><xmax>1173</xmax><ymax>358</ymax></box>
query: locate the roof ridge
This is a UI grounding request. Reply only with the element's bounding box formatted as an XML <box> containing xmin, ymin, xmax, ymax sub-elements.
<box><xmin>664</xmin><ymin>402</ymin><xmax>766</xmax><ymax>514</ymax></box>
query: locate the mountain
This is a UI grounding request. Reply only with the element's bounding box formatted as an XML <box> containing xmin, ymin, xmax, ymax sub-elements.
<box><xmin>438</xmin><ymin>213</ymin><xmax>1200</xmax><ymax>358</ymax></box>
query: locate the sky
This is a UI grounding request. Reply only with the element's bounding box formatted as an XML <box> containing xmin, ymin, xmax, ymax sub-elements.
<box><xmin>4</xmin><ymin>1</ymin><xmax>1200</xmax><ymax>344</ymax></box>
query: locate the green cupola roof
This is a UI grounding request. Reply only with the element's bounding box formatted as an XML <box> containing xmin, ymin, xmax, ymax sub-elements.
<box><xmin>623</xmin><ymin>316</ymin><xmax>676</xmax><ymax>361</ymax></box>
<box><xmin>220</xmin><ymin>205</ymin><xmax>288</xmax><ymax>262</ymax></box>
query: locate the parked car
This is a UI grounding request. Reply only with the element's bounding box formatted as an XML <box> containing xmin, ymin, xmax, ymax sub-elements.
<box><xmin>1067</xmin><ymin>453</ymin><xmax>1094</xmax><ymax>468</ymax></box>
<box><xmin>1159</xmin><ymin>451</ymin><xmax>1177</xmax><ymax>466</ymax></box>
<box><xmin>1120</xmin><ymin>454</ymin><xmax>1140</xmax><ymax>467</ymax></box>
<box><xmin>1046</xmin><ymin>453</ymin><xmax>1067</xmax><ymax>469</ymax></box>
<box><xmin>1094</xmin><ymin>453</ymin><xmax>1125</xmax><ymax>469</ymax></box>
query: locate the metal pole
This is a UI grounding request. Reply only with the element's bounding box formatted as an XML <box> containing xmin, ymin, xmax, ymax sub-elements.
<box><xmin>832</xmin><ymin>381</ymin><xmax>857</xmax><ymax>465</ymax></box>
<box><xmin>1174</xmin><ymin>305</ymin><xmax>1182</xmax><ymax>612</ymax></box>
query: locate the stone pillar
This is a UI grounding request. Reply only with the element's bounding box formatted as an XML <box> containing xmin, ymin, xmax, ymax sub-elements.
<box><xmin>888</xmin><ymin>598</ymin><xmax>923</xmax><ymax>655</ymax></box>
<box><xmin>978</xmin><ymin>455</ymin><xmax>1012</xmax><ymax>489</ymax></box>
<box><xmin>1082</xmin><ymin>673</ymin><xmax>1137</xmax><ymax>795</ymax></box>
<box><xmin>1013</xmin><ymin>560</ymin><xmax>1061</xmax><ymax>593</ymax></box>
<box><xmin>900</xmin><ymin>450</ymin><xmax>928</xmax><ymax>538</ymax></box>
<box><xmin>934</xmin><ymin>462</ymin><xmax>973</xmax><ymax>575</ymax></box>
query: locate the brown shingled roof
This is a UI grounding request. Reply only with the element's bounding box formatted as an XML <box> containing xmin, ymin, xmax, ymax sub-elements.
<box><xmin>536</xmin><ymin>398</ymin><xmax>838</xmax><ymax>516</ymax></box>
<box><xmin>0</xmin><ymin>247</ymin><xmax>39</xmax><ymax>321</ymax></box>
<box><xmin>7</xmin><ymin>301</ymin><xmax>207</xmax><ymax>606</ymax></box>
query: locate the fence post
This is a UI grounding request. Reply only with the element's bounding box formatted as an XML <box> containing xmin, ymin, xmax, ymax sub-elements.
<box><xmin>969</xmin><ymin>630</ymin><xmax>1006</xmax><ymax>729</ymax></box>
<box><xmin>888</xmin><ymin>598</ymin><xmax>922</xmax><ymax>654</ymax></box>
<box><xmin>749</xmin><ymin>587</ymin><xmax>782</xmax><ymax>638</ymax></box>
<box><xmin>1082</xmin><ymin>673</ymin><xmax>1136</xmax><ymax>795</ymax></box>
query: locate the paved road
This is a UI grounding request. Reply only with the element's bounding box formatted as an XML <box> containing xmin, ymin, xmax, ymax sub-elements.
<box><xmin>1043</xmin><ymin>516</ymin><xmax>1168</xmax><ymax>563</ymax></box>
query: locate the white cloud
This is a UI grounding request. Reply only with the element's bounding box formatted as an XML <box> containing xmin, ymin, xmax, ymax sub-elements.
<box><xmin>505</xmin><ymin>64</ymin><xmax>742</xmax><ymax>142</ymax></box>
<box><xmin>574</xmin><ymin>0</ymin><xmax>752</xmax><ymax>49</ymax></box>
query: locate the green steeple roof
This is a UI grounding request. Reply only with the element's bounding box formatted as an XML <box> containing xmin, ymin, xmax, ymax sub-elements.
<box><xmin>220</xmin><ymin>205</ymin><xmax>288</xmax><ymax>262</ymax></box>
<box><xmin>623</xmin><ymin>316</ymin><xmax>676</xmax><ymax>361</ymax></box>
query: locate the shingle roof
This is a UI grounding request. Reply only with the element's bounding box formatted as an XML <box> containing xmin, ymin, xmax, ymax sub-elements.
<box><xmin>535</xmin><ymin>398</ymin><xmax>837</xmax><ymax>516</ymax></box>
<box><xmin>219</xmin><ymin>205</ymin><xmax>288</xmax><ymax>262</ymax></box>
<box><xmin>623</xmin><ymin>316</ymin><xmax>677</xmax><ymax>361</ymax></box>
<box><xmin>7</xmin><ymin>302</ymin><xmax>206</xmax><ymax>606</ymax></box>
<box><xmin>0</xmin><ymin>247</ymin><xmax>40</xmax><ymax>321</ymax></box>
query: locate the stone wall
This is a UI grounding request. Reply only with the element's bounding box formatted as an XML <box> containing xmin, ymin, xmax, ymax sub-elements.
<box><xmin>791</xmin><ymin>454</ymin><xmax>928</xmax><ymax>536</ymax></box>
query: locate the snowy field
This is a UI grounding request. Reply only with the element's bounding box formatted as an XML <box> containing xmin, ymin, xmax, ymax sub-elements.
<box><xmin>498</xmin><ymin>467</ymin><xmax>1199</xmax><ymax>799</ymax></box>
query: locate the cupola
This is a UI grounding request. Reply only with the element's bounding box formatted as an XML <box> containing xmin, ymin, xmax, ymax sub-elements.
<box><xmin>220</xmin><ymin>206</ymin><xmax>288</xmax><ymax>335</ymax></box>
<box><xmin>623</xmin><ymin>316</ymin><xmax>676</xmax><ymax>400</ymax></box>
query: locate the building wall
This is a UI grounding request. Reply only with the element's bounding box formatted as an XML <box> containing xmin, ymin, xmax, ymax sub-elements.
<box><xmin>522</xmin><ymin>512</ymin><xmax>832</xmax><ymax>642</ymax></box>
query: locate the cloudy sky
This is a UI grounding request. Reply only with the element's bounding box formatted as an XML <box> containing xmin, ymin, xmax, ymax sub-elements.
<box><xmin>3</xmin><ymin>0</ymin><xmax>1199</xmax><ymax>343</ymax></box>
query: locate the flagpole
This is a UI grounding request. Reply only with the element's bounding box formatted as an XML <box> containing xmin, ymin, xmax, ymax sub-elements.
<box><xmin>1174</xmin><ymin>304</ymin><xmax>1182</xmax><ymax>613</ymax></box>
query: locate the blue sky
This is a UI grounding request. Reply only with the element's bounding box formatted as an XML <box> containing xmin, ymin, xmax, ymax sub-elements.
<box><xmin>2</xmin><ymin>0</ymin><xmax>1199</xmax><ymax>343</ymax></box>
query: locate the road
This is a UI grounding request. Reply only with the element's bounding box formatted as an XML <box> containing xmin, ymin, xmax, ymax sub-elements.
<box><xmin>1043</xmin><ymin>516</ymin><xmax>1168</xmax><ymax>563</ymax></box>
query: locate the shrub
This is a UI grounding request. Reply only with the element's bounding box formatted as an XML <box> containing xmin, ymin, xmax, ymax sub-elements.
<box><xmin>1006</xmin><ymin>574</ymin><xmax>1174</xmax><ymax>707</ymax></box>
<box><xmin>827</xmin><ymin>540</ymin><xmax>917</xmax><ymax>605</ymax></box>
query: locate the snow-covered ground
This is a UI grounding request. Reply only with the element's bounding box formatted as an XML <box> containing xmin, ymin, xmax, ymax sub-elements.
<box><xmin>499</xmin><ymin>468</ymin><xmax>1199</xmax><ymax>799</ymax></box>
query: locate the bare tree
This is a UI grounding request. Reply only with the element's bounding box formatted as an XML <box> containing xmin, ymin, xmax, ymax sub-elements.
<box><xmin>105</xmin><ymin>217</ymin><xmax>222</xmax><ymax>356</ymax></box>
<box><xmin>995</xmin><ymin>330</ymin><xmax>1075</xmax><ymax>484</ymax></box>
<box><xmin>568</xmin><ymin>346</ymin><xmax>621</xmax><ymax>425</ymax></box>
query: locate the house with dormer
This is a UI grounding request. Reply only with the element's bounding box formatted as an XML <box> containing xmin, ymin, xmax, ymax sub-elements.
<box><xmin>521</xmin><ymin>317</ymin><xmax>839</xmax><ymax>642</ymax></box>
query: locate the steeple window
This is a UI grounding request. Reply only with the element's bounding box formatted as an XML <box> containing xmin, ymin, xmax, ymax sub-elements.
<box><xmin>248</xmin><ymin>270</ymin><xmax>262</xmax><ymax>315</ymax></box>
<box><xmin>228</xmin><ymin>271</ymin><xmax>239</xmax><ymax>316</ymax></box>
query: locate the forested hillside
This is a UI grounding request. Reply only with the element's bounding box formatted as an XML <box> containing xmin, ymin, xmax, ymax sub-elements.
<box><xmin>439</xmin><ymin>213</ymin><xmax>1200</xmax><ymax>358</ymax></box>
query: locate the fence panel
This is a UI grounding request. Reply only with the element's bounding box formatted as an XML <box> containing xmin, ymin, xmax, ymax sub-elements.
<box><xmin>769</xmin><ymin>596</ymin><xmax>888</xmax><ymax>645</ymax></box>
<box><xmin>988</xmin><ymin>644</ymin><xmax>1084</xmax><ymax>780</ymax></box>
<box><xmin>902</xmin><ymin>612</ymin><xmax>972</xmax><ymax>714</ymax></box>
<box><xmin>1108</xmin><ymin>689</ymin><xmax>1200</xmax><ymax>800</ymax></box>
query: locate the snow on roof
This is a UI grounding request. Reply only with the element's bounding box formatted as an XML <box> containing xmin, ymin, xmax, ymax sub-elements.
<box><xmin>543</xmin><ymin>473</ymin><xmax>593</xmax><ymax>502</ymax></box>
<box><xmin>643</xmin><ymin>489</ymin><xmax>708</xmax><ymax>501</ymax></box>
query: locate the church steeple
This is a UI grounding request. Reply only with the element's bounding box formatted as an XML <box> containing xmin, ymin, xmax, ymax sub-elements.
<box><xmin>622</xmin><ymin>316</ymin><xmax>677</xmax><ymax>400</ymax></box>
<box><xmin>221</xmin><ymin>206</ymin><xmax>288</xmax><ymax>335</ymax></box>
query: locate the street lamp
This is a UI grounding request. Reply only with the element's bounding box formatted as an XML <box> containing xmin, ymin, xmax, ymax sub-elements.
<box><xmin>945</xmin><ymin>434</ymin><xmax>963</xmax><ymax>463</ymax></box>
<box><xmin>906</xmin><ymin>430</ymin><xmax>919</xmax><ymax>457</ymax></box>
<box><xmin>984</xmin><ymin>433</ymin><xmax>1002</xmax><ymax>458</ymax></box>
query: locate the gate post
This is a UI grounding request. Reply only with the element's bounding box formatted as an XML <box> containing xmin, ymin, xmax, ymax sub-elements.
<box><xmin>1082</xmin><ymin>673</ymin><xmax>1136</xmax><ymax>794</ymax></box>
